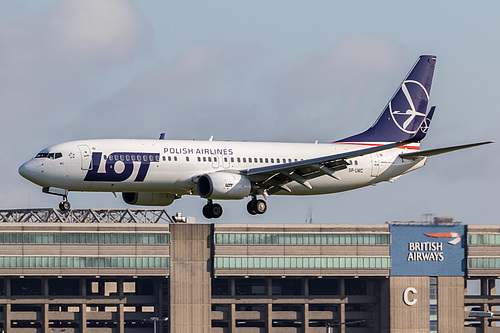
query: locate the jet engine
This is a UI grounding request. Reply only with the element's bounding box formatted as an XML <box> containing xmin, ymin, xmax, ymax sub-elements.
<box><xmin>197</xmin><ymin>172</ymin><xmax>252</xmax><ymax>199</ymax></box>
<box><xmin>122</xmin><ymin>192</ymin><xmax>176</xmax><ymax>206</ymax></box>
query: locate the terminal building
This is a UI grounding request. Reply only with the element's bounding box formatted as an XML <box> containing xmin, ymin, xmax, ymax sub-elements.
<box><xmin>0</xmin><ymin>209</ymin><xmax>498</xmax><ymax>333</ymax></box>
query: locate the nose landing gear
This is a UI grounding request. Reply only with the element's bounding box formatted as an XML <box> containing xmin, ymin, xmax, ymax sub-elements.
<box><xmin>59</xmin><ymin>199</ymin><xmax>71</xmax><ymax>211</ymax></box>
<box><xmin>43</xmin><ymin>187</ymin><xmax>71</xmax><ymax>212</ymax></box>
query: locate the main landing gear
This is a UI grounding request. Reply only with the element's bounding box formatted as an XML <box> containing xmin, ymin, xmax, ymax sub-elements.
<box><xmin>202</xmin><ymin>200</ymin><xmax>223</xmax><ymax>219</ymax></box>
<box><xmin>202</xmin><ymin>197</ymin><xmax>268</xmax><ymax>219</ymax></box>
<box><xmin>247</xmin><ymin>198</ymin><xmax>267</xmax><ymax>215</ymax></box>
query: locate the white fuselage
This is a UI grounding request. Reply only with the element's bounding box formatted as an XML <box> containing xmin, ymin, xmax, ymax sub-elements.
<box><xmin>19</xmin><ymin>139</ymin><xmax>427</xmax><ymax>198</ymax></box>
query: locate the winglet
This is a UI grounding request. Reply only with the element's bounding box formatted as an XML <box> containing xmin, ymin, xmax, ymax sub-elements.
<box><xmin>412</xmin><ymin>106</ymin><xmax>436</xmax><ymax>142</ymax></box>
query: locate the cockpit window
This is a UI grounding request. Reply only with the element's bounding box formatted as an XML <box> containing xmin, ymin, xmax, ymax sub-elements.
<box><xmin>36</xmin><ymin>152</ymin><xmax>63</xmax><ymax>159</ymax></box>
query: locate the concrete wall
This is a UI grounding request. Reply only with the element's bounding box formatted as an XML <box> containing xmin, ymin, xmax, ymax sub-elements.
<box><xmin>388</xmin><ymin>276</ymin><xmax>430</xmax><ymax>333</ymax></box>
<box><xmin>170</xmin><ymin>224</ymin><xmax>212</xmax><ymax>333</ymax></box>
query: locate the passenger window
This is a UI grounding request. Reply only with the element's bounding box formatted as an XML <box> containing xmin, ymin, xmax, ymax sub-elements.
<box><xmin>243</xmin><ymin>158</ymin><xmax>246</xmax><ymax>163</ymax></box>
<box><xmin>168</xmin><ymin>156</ymin><xmax>171</xmax><ymax>161</ymax></box>
<box><xmin>259</xmin><ymin>158</ymin><xmax>263</xmax><ymax>163</ymax></box>
<box><xmin>231</xmin><ymin>157</ymin><xmax>234</xmax><ymax>162</ymax></box>
<box><xmin>271</xmin><ymin>158</ymin><xmax>274</xmax><ymax>163</ymax></box>
<box><xmin>277</xmin><ymin>158</ymin><xmax>280</xmax><ymax>163</ymax></box>
<box><xmin>126</xmin><ymin>155</ymin><xmax>130</xmax><ymax>161</ymax></box>
<box><xmin>208</xmin><ymin>157</ymin><xmax>212</xmax><ymax>162</ymax></box>
<box><xmin>288</xmin><ymin>159</ymin><xmax>292</xmax><ymax>163</ymax></box>
<box><xmin>120</xmin><ymin>155</ymin><xmax>124</xmax><ymax>161</ymax></box>
<box><xmin>224</xmin><ymin>157</ymin><xmax>228</xmax><ymax>162</ymax></box>
<box><xmin>203</xmin><ymin>157</ymin><xmax>206</xmax><ymax>162</ymax></box>
<box><xmin>155</xmin><ymin>155</ymin><xmax>159</xmax><ymax>162</ymax></box>
<box><xmin>355</xmin><ymin>160</ymin><xmax>358</xmax><ymax>165</ymax></box>
<box><xmin>237</xmin><ymin>157</ymin><xmax>241</xmax><ymax>163</ymax></box>
<box><xmin>186</xmin><ymin>156</ymin><xmax>190</xmax><ymax>162</ymax></box>
<box><xmin>174</xmin><ymin>156</ymin><xmax>177</xmax><ymax>161</ymax></box>
<box><xmin>214</xmin><ymin>157</ymin><xmax>217</xmax><ymax>162</ymax></box>
<box><xmin>162</xmin><ymin>156</ymin><xmax>165</xmax><ymax>161</ymax></box>
<box><xmin>197</xmin><ymin>157</ymin><xmax>201</xmax><ymax>162</ymax></box>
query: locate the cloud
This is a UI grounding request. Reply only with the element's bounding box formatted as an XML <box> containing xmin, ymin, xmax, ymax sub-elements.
<box><xmin>80</xmin><ymin>41</ymin><xmax>262</xmax><ymax>139</ymax></box>
<box><xmin>266</xmin><ymin>35</ymin><xmax>405</xmax><ymax>141</ymax></box>
<box><xmin>0</xmin><ymin>0</ymin><xmax>148</xmax><ymax>132</ymax></box>
<box><xmin>0</xmin><ymin>0</ymin><xmax>149</xmax><ymax>208</ymax></box>
<box><xmin>274</xmin><ymin>35</ymin><xmax>404</xmax><ymax>109</ymax></box>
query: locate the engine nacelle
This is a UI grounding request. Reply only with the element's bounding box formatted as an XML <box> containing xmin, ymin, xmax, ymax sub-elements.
<box><xmin>197</xmin><ymin>172</ymin><xmax>252</xmax><ymax>199</ymax></box>
<box><xmin>122</xmin><ymin>192</ymin><xmax>176</xmax><ymax>206</ymax></box>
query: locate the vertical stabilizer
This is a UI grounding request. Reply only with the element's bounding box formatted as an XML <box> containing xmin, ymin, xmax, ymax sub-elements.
<box><xmin>336</xmin><ymin>55</ymin><xmax>436</xmax><ymax>144</ymax></box>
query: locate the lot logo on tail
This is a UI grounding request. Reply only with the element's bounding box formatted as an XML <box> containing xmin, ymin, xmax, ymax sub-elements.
<box><xmin>390</xmin><ymin>80</ymin><xmax>429</xmax><ymax>134</ymax></box>
<box><xmin>425</xmin><ymin>232</ymin><xmax>461</xmax><ymax>245</ymax></box>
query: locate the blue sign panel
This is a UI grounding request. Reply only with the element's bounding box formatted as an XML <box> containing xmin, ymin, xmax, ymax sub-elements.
<box><xmin>390</xmin><ymin>224</ymin><xmax>465</xmax><ymax>276</ymax></box>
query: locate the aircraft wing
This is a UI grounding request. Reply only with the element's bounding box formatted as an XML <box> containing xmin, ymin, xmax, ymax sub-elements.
<box><xmin>245</xmin><ymin>140</ymin><xmax>411</xmax><ymax>194</ymax></box>
<box><xmin>399</xmin><ymin>141</ymin><xmax>493</xmax><ymax>160</ymax></box>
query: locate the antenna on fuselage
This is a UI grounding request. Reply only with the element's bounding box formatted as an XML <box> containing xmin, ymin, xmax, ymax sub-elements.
<box><xmin>209</xmin><ymin>135</ymin><xmax>213</xmax><ymax>142</ymax></box>
<box><xmin>159</xmin><ymin>133</ymin><xmax>166</xmax><ymax>140</ymax></box>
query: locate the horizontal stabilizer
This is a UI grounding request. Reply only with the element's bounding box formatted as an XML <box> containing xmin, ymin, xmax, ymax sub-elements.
<box><xmin>399</xmin><ymin>141</ymin><xmax>493</xmax><ymax>160</ymax></box>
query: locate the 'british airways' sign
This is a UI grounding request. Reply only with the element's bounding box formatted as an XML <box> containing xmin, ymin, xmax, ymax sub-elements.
<box><xmin>390</xmin><ymin>224</ymin><xmax>465</xmax><ymax>276</ymax></box>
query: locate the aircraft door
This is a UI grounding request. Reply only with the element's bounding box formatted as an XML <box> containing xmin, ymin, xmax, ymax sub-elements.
<box><xmin>370</xmin><ymin>153</ymin><xmax>380</xmax><ymax>177</ymax></box>
<box><xmin>78</xmin><ymin>145</ymin><xmax>93</xmax><ymax>170</ymax></box>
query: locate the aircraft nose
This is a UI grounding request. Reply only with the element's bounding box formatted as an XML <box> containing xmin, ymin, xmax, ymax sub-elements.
<box><xmin>18</xmin><ymin>159</ymin><xmax>39</xmax><ymax>182</ymax></box>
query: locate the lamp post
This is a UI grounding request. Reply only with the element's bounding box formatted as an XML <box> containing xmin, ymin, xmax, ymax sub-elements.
<box><xmin>149</xmin><ymin>316</ymin><xmax>169</xmax><ymax>333</ymax></box>
<box><xmin>326</xmin><ymin>320</ymin><xmax>365</xmax><ymax>333</ymax></box>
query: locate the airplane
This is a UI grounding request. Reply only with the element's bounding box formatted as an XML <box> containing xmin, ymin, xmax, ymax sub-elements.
<box><xmin>18</xmin><ymin>55</ymin><xmax>492</xmax><ymax>219</ymax></box>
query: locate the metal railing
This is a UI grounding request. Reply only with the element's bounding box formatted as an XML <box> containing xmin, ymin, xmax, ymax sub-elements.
<box><xmin>0</xmin><ymin>208</ymin><xmax>175</xmax><ymax>223</ymax></box>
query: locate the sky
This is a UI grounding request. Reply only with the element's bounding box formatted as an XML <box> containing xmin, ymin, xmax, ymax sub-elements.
<box><xmin>1</xmin><ymin>0</ymin><xmax>498</xmax><ymax>225</ymax></box>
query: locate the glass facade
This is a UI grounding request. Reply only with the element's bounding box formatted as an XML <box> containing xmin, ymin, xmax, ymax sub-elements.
<box><xmin>0</xmin><ymin>233</ymin><xmax>170</xmax><ymax>244</ymax></box>
<box><xmin>0</xmin><ymin>256</ymin><xmax>170</xmax><ymax>268</ymax></box>
<box><xmin>215</xmin><ymin>233</ymin><xmax>390</xmax><ymax>245</ymax></box>
<box><xmin>214</xmin><ymin>257</ymin><xmax>390</xmax><ymax>269</ymax></box>
<box><xmin>429</xmin><ymin>276</ymin><xmax>438</xmax><ymax>333</ymax></box>
<box><xmin>468</xmin><ymin>234</ymin><xmax>500</xmax><ymax>245</ymax></box>
<box><xmin>468</xmin><ymin>258</ymin><xmax>500</xmax><ymax>268</ymax></box>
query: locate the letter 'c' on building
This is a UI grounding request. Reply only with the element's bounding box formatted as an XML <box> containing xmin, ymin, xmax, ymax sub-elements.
<box><xmin>403</xmin><ymin>287</ymin><xmax>417</xmax><ymax>306</ymax></box>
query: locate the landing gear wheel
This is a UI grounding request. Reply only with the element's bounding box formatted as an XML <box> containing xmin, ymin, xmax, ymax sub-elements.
<box><xmin>202</xmin><ymin>204</ymin><xmax>213</xmax><ymax>219</ymax></box>
<box><xmin>210</xmin><ymin>203</ymin><xmax>223</xmax><ymax>219</ymax></box>
<box><xmin>202</xmin><ymin>202</ymin><xmax>223</xmax><ymax>219</ymax></box>
<box><xmin>247</xmin><ymin>201</ymin><xmax>257</xmax><ymax>215</ymax></box>
<box><xmin>59</xmin><ymin>200</ymin><xmax>71</xmax><ymax>211</ymax></box>
<box><xmin>247</xmin><ymin>199</ymin><xmax>267</xmax><ymax>215</ymax></box>
<box><xmin>255</xmin><ymin>199</ymin><xmax>267</xmax><ymax>214</ymax></box>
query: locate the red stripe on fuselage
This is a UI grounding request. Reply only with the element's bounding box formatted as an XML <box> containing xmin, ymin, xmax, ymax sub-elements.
<box><xmin>331</xmin><ymin>142</ymin><xmax>420</xmax><ymax>150</ymax></box>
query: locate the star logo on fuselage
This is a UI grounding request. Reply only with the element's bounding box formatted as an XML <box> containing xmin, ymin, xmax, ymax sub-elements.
<box><xmin>389</xmin><ymin>80</ymin><xmax>429</xmax><ymax>134</ymax></box>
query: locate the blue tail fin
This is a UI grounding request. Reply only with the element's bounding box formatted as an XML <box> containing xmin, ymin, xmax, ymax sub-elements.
<box><xmin>336</xmin><ymin>55</ymin><xmax>436</xmax><ymax>144</ymax></box>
